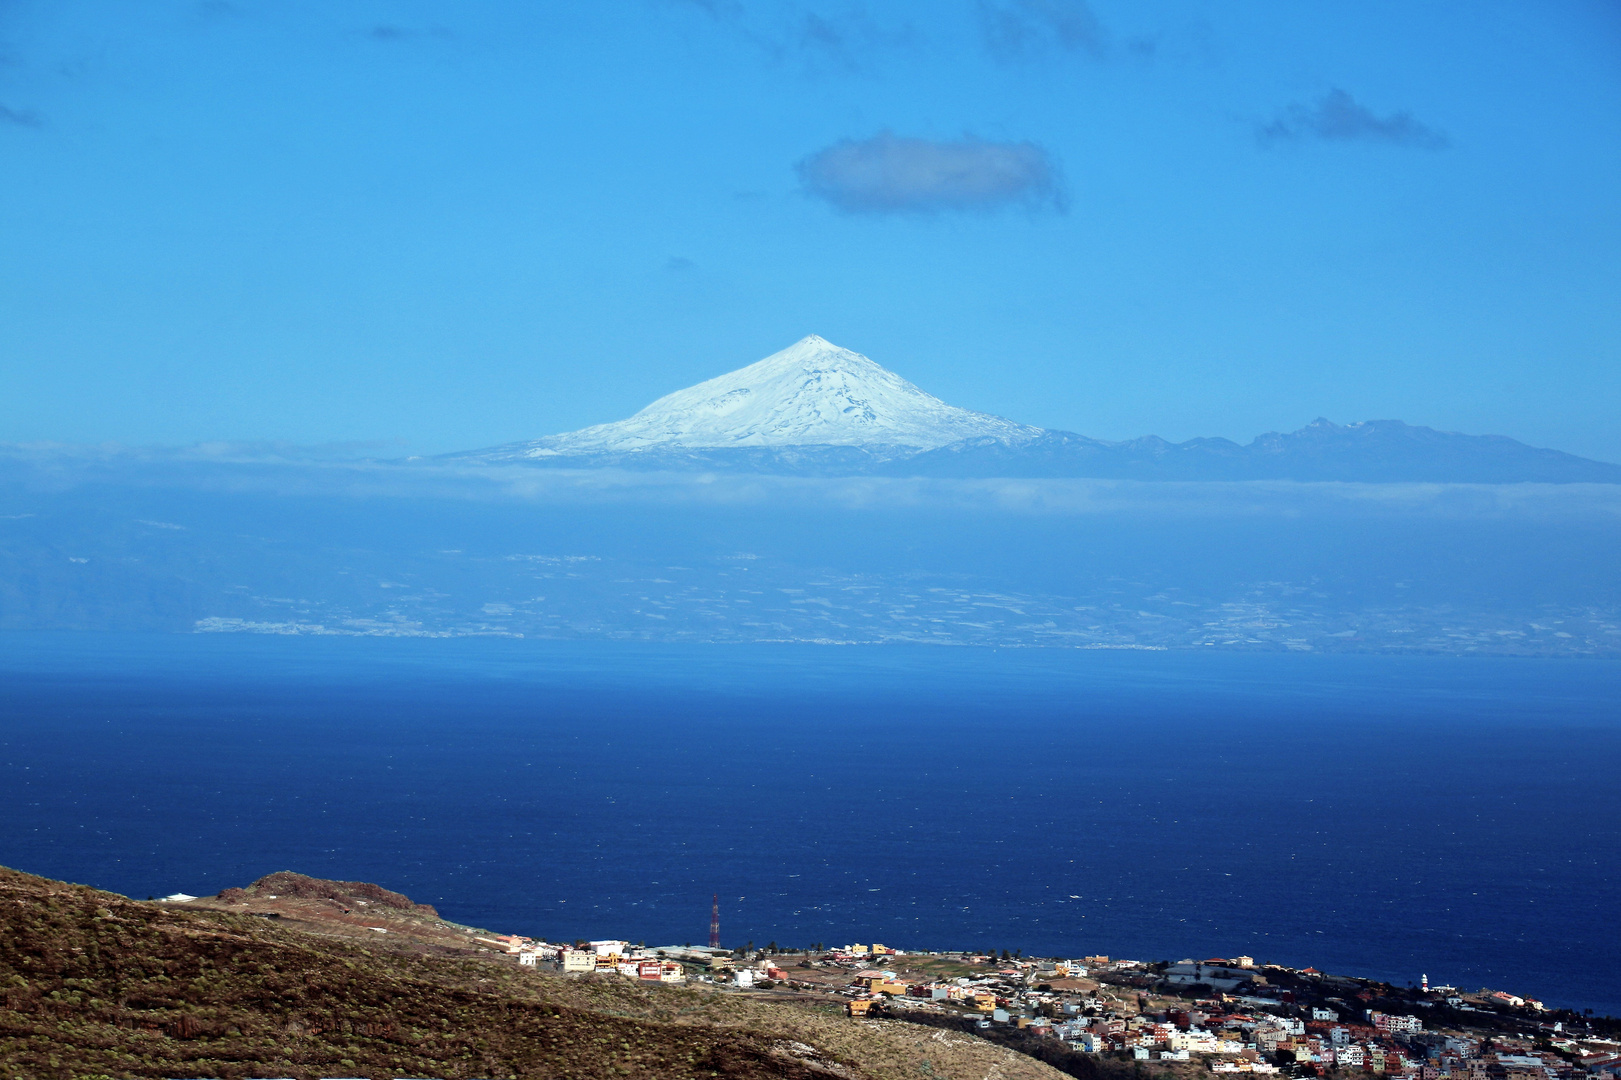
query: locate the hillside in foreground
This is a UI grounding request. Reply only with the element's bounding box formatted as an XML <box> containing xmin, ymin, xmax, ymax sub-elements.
<box><xmin>0</xmin><ymin>865</ymin><xmax>1067</xmax><ymax>1080</ymax></box>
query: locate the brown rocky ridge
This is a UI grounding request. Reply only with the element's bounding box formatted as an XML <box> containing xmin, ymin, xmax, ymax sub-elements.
<box><xmin>0</xmin><ymin>864</ymin><xmax>1069</xmax><ymax>1080</ymax></box>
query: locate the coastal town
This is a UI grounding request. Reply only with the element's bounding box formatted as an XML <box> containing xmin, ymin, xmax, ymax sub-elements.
<box><xmin>468</xmin><ymin>933</ymin><xmax>1621</xmax><ymax>1080</ymax></box>
<box><xmin>162</xmin><ymin>876</ymin><xmax>1620</xmax><ymax>1080</ymax></box>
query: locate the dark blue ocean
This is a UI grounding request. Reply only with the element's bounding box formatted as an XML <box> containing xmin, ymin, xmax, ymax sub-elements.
<box><xmin>0</xmin><ymin>634</ymin><xmax>1616</xmax><ymax>1014</ymax></box>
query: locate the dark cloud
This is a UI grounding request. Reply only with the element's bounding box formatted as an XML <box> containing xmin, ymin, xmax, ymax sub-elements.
<box><xmin>363</xmin><ymin>24</ymin><xmax>453</xmax><ymax>43</ymax></box>
<box><xmin>791</xmin><ymin>9</ymin><xmax>912</xmax><ymax>71</ymax></box>
<box><xmin>797</xmin><ymin>132</ymin><xmax>1065</xmax><ymax>215</ymax></box>
<box><xmin>976</xmin><ymin>0</ymin><xmax>1106</xmax><ymax>62</ymax></box>
<box><xmin>0</xmin><ymin>102</ymin><xmax>40</xmax><ymax>127</ymax></box>
<box><xmin>1260</xmin><ymin>89</ymin><xmax>1449</xmax><ymax>150</ymax></box>
<box><xmin>665</xmin><ymin>0</ymin><xmax>743</xmax><ymax>18</ymax></box>
<box><xmin>657</xmin><ymin>0</ymin><xmax>911</xmax><ymax>74</ymax></box>
<box><xmin>1124</xmin><ymin>34</ymin><xmax>1158</xmax><ymax>59</ymax></box>
<box><xmin>797</xmin><ymin>11</ymin><xmax>865</xmax><ymax>69</ymax></box>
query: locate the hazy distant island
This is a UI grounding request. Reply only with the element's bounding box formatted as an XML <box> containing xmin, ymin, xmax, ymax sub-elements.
<box><xmin>448</xmin><ymin>336</ymin><xmax>1621</xmax><ymax>485</ymax></box>
<box><xmin>1</xmin><ymin>336</ymin><xmax>1617</xmax><ymax>656</ymax></box>
<box><xmin>3</xmin><ymin>864</ymin><xmax>1615</xmax><ymax>1080</ymax></box>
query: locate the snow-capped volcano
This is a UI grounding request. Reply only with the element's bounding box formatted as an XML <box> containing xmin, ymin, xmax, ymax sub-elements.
<box><xmin>449</xmin><ymin>334</ymin><xmax>1621</xmax><ymax>483</ymax></box>
<box><xmin>493</xmin><ymin>335</ymin><xmax>1038</xmax><ymax>458</ymax></box>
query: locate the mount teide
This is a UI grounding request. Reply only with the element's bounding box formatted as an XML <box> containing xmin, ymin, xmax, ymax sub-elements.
<box><xmin>1</xmin><ymin>332</ymin><xmax>1614</xmax><ymax>649</ymax></box>
<box><xmin>453</xmin><ymin>336</ymin><xmax>1620</xmax><ymax>484</ymax></box>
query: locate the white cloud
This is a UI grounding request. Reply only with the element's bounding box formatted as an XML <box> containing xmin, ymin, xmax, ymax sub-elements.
<box><xmin>796</xmin><ymin>131</ymin><xmax>1065</xmax><ymax>215</ymax></box>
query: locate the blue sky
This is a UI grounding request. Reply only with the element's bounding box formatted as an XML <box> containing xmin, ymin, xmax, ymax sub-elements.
<box><xmin>2</xmin><ymin>0</ymin><xmax>1618</xmax><ymax>459</ymax></box>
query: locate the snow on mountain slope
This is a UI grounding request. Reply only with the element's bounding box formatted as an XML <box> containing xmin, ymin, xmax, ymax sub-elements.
<box><xmin>497</xmin><ymin>335</ymin><xmax>1039</xmax><ymax>457</ymax></box>
<box><xmin>447</xmin><ymin>334</ymin><xmax>1621</xmax><ymax>482</ymax></box>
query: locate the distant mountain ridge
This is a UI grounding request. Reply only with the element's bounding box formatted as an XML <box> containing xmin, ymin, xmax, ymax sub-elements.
<box><xmin>893</xmin><ymin>418</ymin><xmax>1621</xmax><ymax>483</ymax></box>
<box><xmin>453</xmin><ymin>336</ymin><xmax>1621</xmax><ymax>484</ymax></box>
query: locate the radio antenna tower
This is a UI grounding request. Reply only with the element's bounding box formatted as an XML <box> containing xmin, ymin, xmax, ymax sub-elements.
<box><xmin>709</xmin><ymin>894</ymin><xmax>721</xmax><ymax>949</ymax></box>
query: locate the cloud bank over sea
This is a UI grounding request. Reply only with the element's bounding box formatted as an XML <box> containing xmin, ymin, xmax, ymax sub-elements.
<box><xmin>6</xmin><ymin>441</ymin><xmax>1621</xmax><ymax>517</ymax></box>
<box><xmin>1</xmin><ymin>446</ymin><xmax>1616</xmax><ymax>653</ymax></box>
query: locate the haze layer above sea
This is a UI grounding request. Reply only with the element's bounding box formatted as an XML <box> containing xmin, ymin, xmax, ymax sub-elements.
<box><xmin>0</xmin><ymin>633</ymin><xmax>1616</xmax><ymax>1015</ymax></box>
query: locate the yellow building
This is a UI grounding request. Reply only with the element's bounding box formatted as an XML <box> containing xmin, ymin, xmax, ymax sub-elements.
<box><xmin>854</xmin><ymin>973</ymin><xmax>908</xmax><ymax>994</ymax></box>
